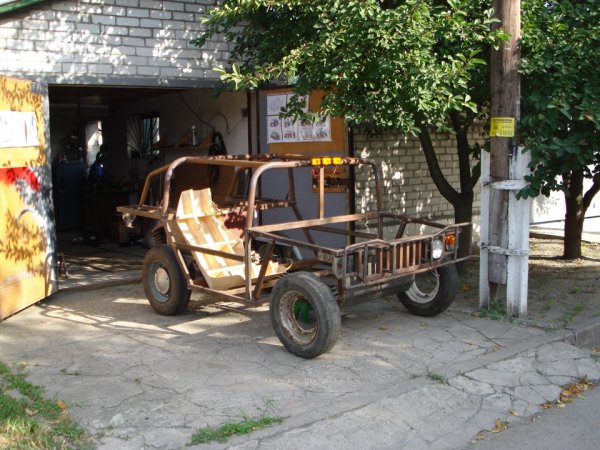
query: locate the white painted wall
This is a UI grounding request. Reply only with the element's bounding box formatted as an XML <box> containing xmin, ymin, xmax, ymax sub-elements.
<box><xmin>48</xmin><ymin>89</ymin><xmax>248</xmax><ymax>197</ymax></box>
<box><xmin>531</xmin><ymin>174</ymin><xmax>600</xmax><ymax>224</ymax></box>
<box><xmin>352</xmin><ymin>126</ymin><xmax>484</xmax><ymax>240</ymax></box>
<box><xmin>101</xmin><ymin>89</ymin><xmax>248</xmax><ymax>183</ymax></box>
<box><xmin>0</xmin><ymin>0</ymin><xmax>228</xmax><ymax>88</ymax></box>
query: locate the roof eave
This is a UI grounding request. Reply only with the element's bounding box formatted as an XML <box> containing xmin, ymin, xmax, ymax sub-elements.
<box><xmin>0</xmin><ymin>0</ymin><xmax>49</xmax><ymax>16</ymax></box>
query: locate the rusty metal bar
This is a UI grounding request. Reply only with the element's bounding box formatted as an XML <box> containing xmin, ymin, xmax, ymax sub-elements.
<box><xmin>365</xmin><ymin>160</ymin><xmax>384</xmax><ymax>238</ymax></box>
<box><xmin>251</xmin><ymin>231</ymin><xmax>338</xmax><ymax>255</ymax></box>
<box><xmin>287</xmin><ymin>167</ymin><xmax>296</xmax><ymax>203</ymax></box>
<box><xmin>253</xmin><ymin>240</ymin><xmax>274</xmax><ymax>300</ymax></box>
<box><xmin>318</xmin><ymin>166</ymin><xmax>325</xmax><ymax>219</ymax></box>
<box><xmin>187</xmin><ymin>283</ymin><xmax>249</xmax><ymax>303</ymax></box>
<box><xmin>251</xmin><ymin>212</ymin><xmax>379</xmax><ymax>234</ymax></box>
<box><xmin>362</xmin><ymin>244</ymin><xmax>368</xmax><ymax>281</ymax></box>
<box><xmin>138</xmin><ymin>165</ymin><xmax>169</xmax><ymax>206</ymax></box>
<box><xmin>310</xmin><ymin>225</ymin><xmax>377</xmax><ymax>240</ymax></box>
<box><xmin>395</xmin><ymin>221</ymin><xmax>408</xmax><ymax>239</ymax></box>
<box><xmin>172</xmin><ymin>241</ymin><xmax>244</xmax><ymax>262</ymax></box>
<box><xmin>290</xmin><ymin>204</ymin><xmax>317</xmax><ymax>247</ymax></box>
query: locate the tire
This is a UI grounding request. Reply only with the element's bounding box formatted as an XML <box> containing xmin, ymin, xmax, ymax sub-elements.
<box><xmin>397</xmin><ymin>264</ymin><xmax>458</xmax><ymax>317</ymax></box>
<box><xmin>142</xmin><ymin>245</ymin><xmax>191</xmax><ymax>315</ymax></box>
<box><xmin>270</xmin><ymin>272</ymin><xmax>341</xmax><ymax>359</ymax></box>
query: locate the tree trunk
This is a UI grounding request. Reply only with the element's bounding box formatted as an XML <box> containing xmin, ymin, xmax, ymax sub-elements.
<box><xmin>454</xmin><ymin>193</ymin><xmax>474</xmax><ymax>275</ymax></box>
<box><xmin>563</xmin><ymin>170</ymin><xmax>585</xmax><ymax>259</ymax></box>
<box><xmin>418</xmin><ymin>124</ymin><xmax>477</xmax><ymax>274</ymax></box>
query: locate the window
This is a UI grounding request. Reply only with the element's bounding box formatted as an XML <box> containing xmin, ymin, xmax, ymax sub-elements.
<box><xmin>127</xmin><ymin>113</ymin><xmax>159</xmax><ymax>158</ymax></box>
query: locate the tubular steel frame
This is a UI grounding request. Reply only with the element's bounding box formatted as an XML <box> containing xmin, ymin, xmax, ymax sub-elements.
<box><xmin>118</xmin><ymin>154</ymin><xmax>471</xmax><ymax>306</ymax></box>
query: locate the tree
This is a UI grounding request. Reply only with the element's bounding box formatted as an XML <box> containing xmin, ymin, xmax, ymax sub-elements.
<box><xmin>519</xmin><ymin>0</ymin><xmax>600</xmax><ymax>259</ymax></box>
<box><xmin>193</xmin><ymin>0</ymin><xmax>506</xmax><ymax>260</ymax></box>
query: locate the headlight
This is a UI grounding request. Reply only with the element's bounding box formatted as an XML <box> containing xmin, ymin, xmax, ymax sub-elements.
<box><xmin>432</xmin><ymin>238</ymin><xmax>444</xmax><ymax>260</ymax></box>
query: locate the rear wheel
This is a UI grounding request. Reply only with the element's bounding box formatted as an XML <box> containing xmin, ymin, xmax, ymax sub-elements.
<box><xmin>270</xmin><ymin>272</ymin><xmax>341</xmax><ymax>359</ymax></box>
<box><xmin>397</xmin><ymin>264</ymin><xmax>458</xmax><ymax>317</ymax></box>
<box><xmin>143</xmin><ymin>245</ymin><xmax>190</xmax><ymax>315</ymax></box>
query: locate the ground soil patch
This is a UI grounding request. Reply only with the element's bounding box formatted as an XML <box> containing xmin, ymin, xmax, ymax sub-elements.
<box><xmin>454</xmin><ymin>238</ymin><xmax>600</xmax><ymax>327</ymax></box>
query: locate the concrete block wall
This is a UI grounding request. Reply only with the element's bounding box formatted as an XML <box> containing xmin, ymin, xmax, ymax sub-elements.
<box><xmin>353</xmin><ymin>125</ymin><xmax>485</xmax><ymax>233</ymax></box>
<box><xmin>0</xmin><ymin>0</ymin><xmax>227</xmax><ymax>87</ymax></box>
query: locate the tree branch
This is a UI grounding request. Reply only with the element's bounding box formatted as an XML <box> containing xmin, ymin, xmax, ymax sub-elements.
<box><xmin>469</xmin><ymin>162</ymin><xmax>481</xmax><ymax>192</ymax></box>
<box><xmin>583</xmin><ymin>175</ymin><xmax>600</xmax><ymax>213</ymax></box>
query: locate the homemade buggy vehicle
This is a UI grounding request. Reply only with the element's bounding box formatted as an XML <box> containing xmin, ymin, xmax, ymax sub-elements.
<box><xmin>117</xmin><ymin>154</ymin><xmax>471</xmax><ymax>358</ymax></box>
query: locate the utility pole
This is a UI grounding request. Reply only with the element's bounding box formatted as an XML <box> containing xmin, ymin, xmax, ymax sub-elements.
<box><xmin>480</xmin><ymin>0</ymin><xmax>529</xmax><ymax>316</ymax></box>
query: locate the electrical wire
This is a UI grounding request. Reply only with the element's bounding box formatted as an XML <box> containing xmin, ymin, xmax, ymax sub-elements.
<box><xmin>177</xmin><ymin>91</ymin><xmax>214</xmax><ymax>131</ymax></box>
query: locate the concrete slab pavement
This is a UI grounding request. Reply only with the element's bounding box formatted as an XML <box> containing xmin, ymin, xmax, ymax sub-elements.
<box><xmin>1</xmin><ymin>283</ymin><xmax>600</xmax><ymax>450</ymax></box>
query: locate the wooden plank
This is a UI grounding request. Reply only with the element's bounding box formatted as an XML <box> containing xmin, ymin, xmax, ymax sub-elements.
<box><xmin>175</xmin><ymin>189</ymin><xmax>286</xmax><ymax>292</ymax></box>
<box><xmin>506</xmin><ymin>147</ymin><xmax>531</xmax><ymax>316</ymax></box>
<box><xmin>479</xmin><ymin>149</ymin><xmax>491</xmax><ymax>308</ymax></box>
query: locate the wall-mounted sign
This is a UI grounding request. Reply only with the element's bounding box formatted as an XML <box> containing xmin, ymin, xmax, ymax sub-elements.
<box><xmin>0</xmin><ymin>110</ymin><xmax>39</xmax><ymax>148</ymax></box>
<box><xmin>490</xmin><ymin>117</ymin><xmax>515</xmax><ymax>138</ymax></box>
<box><xmin>266</xmin><ymin>93</ymin><xmax>332</xmax><ymax>144</ymax></box>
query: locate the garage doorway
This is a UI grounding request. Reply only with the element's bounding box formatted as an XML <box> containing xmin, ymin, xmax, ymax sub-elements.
<box><xmin>48</xmin><ymin>85</ymin><xmax>252</xmax><ymax>290</ymax></box>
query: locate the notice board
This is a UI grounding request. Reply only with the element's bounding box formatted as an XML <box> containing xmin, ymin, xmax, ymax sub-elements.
<box><xmin>263</xmin><ymin>88</ymin><xmax>346</xmax><ymax>155</ymax></box>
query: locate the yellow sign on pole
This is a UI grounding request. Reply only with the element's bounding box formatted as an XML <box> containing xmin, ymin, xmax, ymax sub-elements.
<box><xmin>490</xmin><ymin>117</ymin><xmax>515</xmax><ymax>137</ymax></box>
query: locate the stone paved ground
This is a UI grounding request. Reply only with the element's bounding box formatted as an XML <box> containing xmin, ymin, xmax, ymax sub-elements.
<box><xmin>2</xmin><ymin>275</ymin><xmax>600</xmax><ymax>449</ymax></box>
<box><xmin>1</xmin><ymin>236</ymin><xmax>599</xmax><ymax>449</ymax></box>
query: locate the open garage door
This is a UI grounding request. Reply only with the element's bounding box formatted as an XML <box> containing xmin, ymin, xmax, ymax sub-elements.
<box><xmin>0</xmin><ymin>75</ymin><xmax>57</xmax><ymax>320</ymax></box>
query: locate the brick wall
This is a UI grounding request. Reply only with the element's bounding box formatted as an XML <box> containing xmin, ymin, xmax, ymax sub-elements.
<box><xmin>0</xmin><ymin>0</ymin><xmax>227</xmax><ymax>87</ymax></box>
<box><xmin>353</xmin><ymin>125</ymin><xmax>484</xmax><ymax>235</ymax></box>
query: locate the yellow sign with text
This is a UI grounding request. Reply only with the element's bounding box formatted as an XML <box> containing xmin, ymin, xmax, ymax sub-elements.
<box><xmin>490</xmin><ymin>117</ymin><xmax>515</xmax><ymax>137</ymax></box>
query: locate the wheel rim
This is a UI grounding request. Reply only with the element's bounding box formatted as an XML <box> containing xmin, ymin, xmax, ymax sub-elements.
<box><xmin>151</xmin><ymin>263</ymin><xmax>170</xmax><ymax>302</ymax></box>
<box><xmin>278</xmin><ymin>289</ymin><xmax>317</xmax><ymax>346</ymax></box>
<box><xmin>406</xmin><ymin>269</ymin><xmax>440</xmax><ymax>304</ymax></box>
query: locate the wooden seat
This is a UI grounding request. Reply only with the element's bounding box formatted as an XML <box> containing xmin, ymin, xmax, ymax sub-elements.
<box><xmin>175</xmin><ymin>189</ymin><xmax>284</xmax><ymax>290</ymax></box>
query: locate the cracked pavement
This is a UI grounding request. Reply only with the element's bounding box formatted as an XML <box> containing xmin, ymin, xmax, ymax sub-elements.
<box><xmin>1</xmin><ymin>283</ymin><xmax>599</xmax><ymax>449</ymax></box>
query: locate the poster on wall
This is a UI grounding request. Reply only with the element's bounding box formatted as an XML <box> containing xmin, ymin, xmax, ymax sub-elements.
<box><xmin>281</xmin><ymin>117</ymin><xmax>297</xmax><ymax>142</ymax></box>
<box><xmin>0</xmin><ymin>111</ymin><xmax>39</xmax><ymax>148</ymax></box>
<box><xmin>266</xmin><ymin>93</ymin><xmax>332</xmax><ymax>144</ymax></box>
<box><xmin>312</xmin><ymin>117</ymin><xmax>331</xmax><ymax>141</ymax></box>
<box><xmin>267</xmin><ymin>94</ymin><xmax>287</xmax><ymax>115</ymax></box>
<box><xmin>299</xmin><ymin>119</ymin><xmax>314</xmax><ymax>142</ymax></box>
<box><xmin>267</xmin><ymin>116</ymin><xmax>282</xmax><ymax>143</ymax></box>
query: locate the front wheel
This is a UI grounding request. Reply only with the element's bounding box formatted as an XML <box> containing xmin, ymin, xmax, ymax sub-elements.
<box><xmin>270</xmin><ymin>272</ymin><xmax>341</xmax><ymax>359</ymax></box>
<box><xmin>398</xmin><ymin>264</ymin><xmax>458</xmax><ymax>317</ymax></box>
<box><xmin>142</xmin><ymin>245</ymin><xmax>191</xmax><ymax>315</ymax></box>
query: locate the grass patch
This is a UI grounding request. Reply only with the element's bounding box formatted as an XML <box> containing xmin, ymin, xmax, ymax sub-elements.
<box><xmin>561</xmin><ymin>301</ymin><xmax>586</xmax><ymax>324</ymax></box>
<box><xmin>189</xmin><ymin>408</ymin><xmax>283</xmax><ymax>445</ymax></box>
<box><xmin>427</xmin><ymin>372</ymin><xmax>447</xmax><ymax>384</ymax></box>
<box><xmin>477</xmin><ymin>300</ymin><xmax>507</xmax><ymax>320</ymax></box>
<box><xmin>0</xmin><ymin>361</ymin><xmax>92</xmax><ymax>449</ymax></box>
<box><xmin>541</xmin><ymin>298</ymin><xmax>556</xmax><ymax>314</ymax></box>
